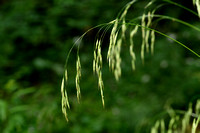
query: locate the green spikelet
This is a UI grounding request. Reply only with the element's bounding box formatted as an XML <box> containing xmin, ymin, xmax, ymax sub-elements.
<box><xmin>145</xmin><ymin>11</ymin><xmax>154</xmax><ymax>53</ymax></box>
<box><xmin>130</xmin><ymin>25</ymin><xmax>138</xmax><ymax>71</ymax></box>
<box><xmin>75</xmin><ymin>55</ymin><xmax>81</xmax><ymax>103</ymax></box>
<box><xmin>61</xmin><ymin>77</ymin><xmax>70</xmax><ymax>122</ymax></box>
<box><xmin>141</xmin><ymin>13</ymin><xmax>146</xmax><ymax>63</ymax></box>
<box><xmin>151</xmin><ymin>30</ymin><xmax>155</xmax><ymax>55</ymax></box>
<box><xmin>114</xmin><ymin>38</ymin><xmax>122</xmax><ymax>81</ymax></box>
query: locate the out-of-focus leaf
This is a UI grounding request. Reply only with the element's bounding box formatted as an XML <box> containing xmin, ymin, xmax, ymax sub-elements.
<box><xmin>12</xmin><ymin>87</ymin><xmax>35</xmax><ymax>100</ymax></box>
<box><xmin>10</xmin><ymin>105</ymin><xmax>30</xmax><ymax>113</ymax></box>
<box><xmin>4</xmin><ymin>79</ymin><xmax>18</xmax><ymax>92</ymax></box>
<box><xmin>0</xmin><ymin>100</ymin><xmax>7</xmax><ymax>121</ymax></box>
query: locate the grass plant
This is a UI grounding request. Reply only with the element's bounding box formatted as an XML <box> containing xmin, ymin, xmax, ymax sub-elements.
<box><xmin>61</xmin><ymin>1</ymin><xmax>200</xmax><ymax>131</ymax></box>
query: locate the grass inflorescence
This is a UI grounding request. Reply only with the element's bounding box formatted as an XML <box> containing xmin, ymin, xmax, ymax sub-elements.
<box><xmin>61</xmin><ymin>0</ymin><xmax>200</xmax><ymax>124</ymax></box>
<box><xmin>151</xmin><ymin>100</ymin><xmax>200</xmax><ymax>133</ymax></box>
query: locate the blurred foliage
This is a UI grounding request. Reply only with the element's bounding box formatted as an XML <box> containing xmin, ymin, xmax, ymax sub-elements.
<box><xmin>0</xmin><ymin>0</ymin><xmax>200</xmax><ymax>132</ymax></box>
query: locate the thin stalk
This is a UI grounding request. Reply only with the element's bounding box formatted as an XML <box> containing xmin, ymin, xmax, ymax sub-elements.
<box><xmin>125</xmin><ymin>22</ymin><xmax>200</xmax><ymax>58</ymax></box>
<box><xmin>163</xmin><ymin>0</ymin><xmax>199</xmax><ymax>17</ymax></box>
<box><xmin>153</xmin><ymin>14</ymin><xmax>200</xmax><ymax>32</ymax></box>
<box><xmin>174</xmin><ymin>109</ymin><xmax>199</xmax><ymax>118</ymax></box>
<box><xmin>63</xmin><ymin>22</ymin><xmax>112</xmax><ymax>71</ymax></box>
<box><xmin>130</xmin><ymin>14</ymin><xmax>200</xmax><ymax>32</ymax></box>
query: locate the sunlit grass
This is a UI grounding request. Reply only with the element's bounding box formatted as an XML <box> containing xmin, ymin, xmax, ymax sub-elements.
<box><xmin>62</xmin><ymin>0</ymin><xmax>200</xmax><ymax>127</ymax></box>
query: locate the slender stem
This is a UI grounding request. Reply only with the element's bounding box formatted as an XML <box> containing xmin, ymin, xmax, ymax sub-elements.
<box><xmin>175</xmin><ymin>109</ymin><xmax>199</xmax><ymax>118</ymax></box>
<box><xmin>163</xmin><ymin>0</ymin><xmax>199</xmax><ymax>17</ymax></box>
<box><xmin>125</xmin><ymin>22</ymin><xmax>200</xmax><ymax>58</ymax></box>
<box><xmin>63</xmin><ymin>23</ymin><xmax>112</xmax><ymax>71</ymax></box>
<box><xmin>129</xmin><ymin>14</ymin><xmax>200</xmax><ymax>32</ymax></box>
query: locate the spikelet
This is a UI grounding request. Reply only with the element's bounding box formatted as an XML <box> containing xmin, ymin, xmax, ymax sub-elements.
<box><xmin>145</xmin><ymin>1</ymin><xmax>154</xmax><ymax>9</ymax></box>
<box><xmin>130</xmin><ymin>25</ymin><xmax>139</xmax><ymax>40</ymax></box>
<box><xmin>93</xmin><ymin>39</ymin><xmax>99</xmax><ymax>73</ymax></box>
<box><xmin>120</xmin><ymin>0</ymin><xmax>136</xmax><ymax>19</ymax></box>
<box><xmin>97</xmin><ymin>40</ymin><xmax>103</xmax><ymax>70</ymax></box>
<box><xmin>94</xmin><ymin>39</ymin><xmax>105</xmax><ymax>107</ymax></box>
<box><xmin>130</xmin><ymin>44</ymin><xmax>136</xmax><ymax>71</ymax></box>
<box><xmin>121</xmin><ymin>18</ymin><xmax>127</xmax><ymax>40</ymax></box>
<box><xmin>120</xmin><ymin>0</ymin><xmax>136</xmax><ymax>41</ymax></box>
<box><xmin>98</xmin><ymin>71</ymin><xmax>105</xmax><ymax>107</ymax></box>
<box><xmin>61</xmin><ymin>77</ymin><xmax>70</xmax><ymax>122</ymax></box>
<box><xmin>145</xmin><ymin>12</ymin><xmax>151</xmax><ymax>53</ymax></box>
<box><xmin>93</xmin><ymin>50</ymin><xmax>96</xmax><ymax>73</ymax></box>
<box><xmin>151</xmin><ymin>30</ymin><xmax>155</xmax><ymax>55</ymax></box>
<box><xmin>130</xmin><ymin>25</ymin><xmax>138</xmax><ymax>71</ymax></box>
<box><xmin>141</xmin><ymin>13</ymin><xmax>146</xmax><ymax>63</ymax></box>
<box><xmin>145</xmin><ymin>11</ymin><xmax>154</xmax><ymax>53</ymax></box>
<box><xmin>64</xmin><ymin>70</ymin><xmax>70</xmax><ymax>109</ymax></box>
<box><xmin>109</xmin><ymin>31</ymin><xmax>119</xmax><ymax>72</ymax></box>
<box><xmin>114</xmin><ymin>39</ymin><xmax>122</xmax><ymax>81</ymax></box>
<box><xmin>75</xmin><ymin>55</ymin><xmax>81</xmax><ymax>103</ymax></box>
<box><xmin>65</xmin><ymin>69</ymin><xmax>68</xmax><ymax>81</ymax></box>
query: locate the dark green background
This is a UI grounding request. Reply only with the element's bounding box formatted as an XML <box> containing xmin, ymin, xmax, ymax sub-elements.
<box><xmin>0</xmin><ymin>0</ymin><xmax>200</xmax><ymax>132</ymax></box>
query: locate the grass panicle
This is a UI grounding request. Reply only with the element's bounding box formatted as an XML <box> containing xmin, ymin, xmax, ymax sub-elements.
<box><xmin>62</xmin><ymin>0</ymin><xmax>200</xmax><ymax>122</ymax></box>
<box><xmin>151</xmin><ymin>100</ymin><xmax>200</xmax><ymax>133</ymax></box>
